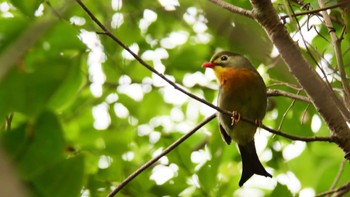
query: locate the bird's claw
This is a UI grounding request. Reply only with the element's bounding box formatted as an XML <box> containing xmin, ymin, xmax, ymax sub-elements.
<box><xmin>255</xmin><ymin>119</ymin><xmax>263</xmax><ymax>127</ymax></box>
<box><xmin>231</xmin><ymin>111</ymin><xmax>240</xmax><ymax>126</ymax></box>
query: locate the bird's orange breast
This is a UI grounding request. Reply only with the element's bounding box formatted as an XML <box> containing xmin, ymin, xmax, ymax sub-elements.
<box><xmin>213</xmin><ymin>67</ymin><xmax>261</xmax><ymax>91</ymax></box>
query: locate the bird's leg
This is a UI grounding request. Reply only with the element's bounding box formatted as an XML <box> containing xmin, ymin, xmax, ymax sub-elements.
<box><xmin>231</xmin><ymin>111</ymin><xmax>240</xmax><ymax>126</ymax></box>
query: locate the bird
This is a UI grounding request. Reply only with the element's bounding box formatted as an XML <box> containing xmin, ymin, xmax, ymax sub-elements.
<box><xmin>202</xmin><ymin>51</ymin><xmax>272</xmax><ymax>186</ymax></box>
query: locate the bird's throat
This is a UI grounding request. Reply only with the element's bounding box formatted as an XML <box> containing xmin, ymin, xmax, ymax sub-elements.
<box><xmin>213</xmin><ymin>67</ymin><xmax>259</xmax><ymax>91</ymax></box>
<box><xmin>213</xmin><ymin>66</ymin><xmax>230</xmax><ymax>85</ymax></box>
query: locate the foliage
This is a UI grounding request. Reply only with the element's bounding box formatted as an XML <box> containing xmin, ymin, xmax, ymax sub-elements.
<box><xmin>0</xmin><ymin>0</ymin><xmax>349</xmax><ymax>196</ymax></box>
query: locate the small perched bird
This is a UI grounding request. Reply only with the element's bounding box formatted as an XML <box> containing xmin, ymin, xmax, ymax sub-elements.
<box><xmin>202</xmin><ymin>51</ymin><xmax>271</xmax><ymax>186</ymax></box>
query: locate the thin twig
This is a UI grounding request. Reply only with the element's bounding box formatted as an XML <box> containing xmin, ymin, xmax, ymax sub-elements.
<box><xmin>336</xmin><ymin>184</ymin><xmax>350</xmax><ymax>197</ymax></box>
<box><xmin>330</xmin><ymin>159</ymin><xmax>346</xmax><ymax>190</ymax></box>
<box><xmin>318</xmin><ymin>0</ymin><xmax>350</xmax><ymax>117</ymax></box>
<box><xmin>280</xmin><ymin>2</ymin><xmax>347</xmax><ymax>20</ymax></box>
<box><xmin>267</xmin><ymin>89</ymin><xmax>310</xmax><ymax>103</ymax></box>
<box><xmin>261</xmin><ymin>124</ymin><xmax>334</xmax><ymax>142</ymax></box>
<box><xmin>301</xmin><ymin>103</ymin><xmax>311</xmax><ymax>125</ymax></box>
<box><xmin>278</xmin><ymin>95</ymin><xmax>297</xmax><ymax>130</ymax></box>
<box><xmin>287</xmin><ymin>0</ymin><xmax>350</xmax><ymax>122</ymax></box>
<box><xmin>287</xmin><ymin>0</ymin><xmax>331</xmax><ymax>91</ymax></box>
<box><xmin>1</xmin><ymin>113</ymin><xmax>14</xmax><ymax>131</ymax></box>
<box><xmin>107</xmin><ymin>113</ymin><xmax>216</xmax><ymax>196</ymax></box>
<box><xmin>268</xmin><ymin>79</ymin><xmax>302</xmax><ymax>91</ymax></box>
<box><xmin>208</xmin><ymin>0</ymin><xmax>253</xmax><ymax>19</ymax></box>
<box><xmin>316</xmin><ymin>181</ymin><xmax>350</xmax><ymax>197</ymax></box>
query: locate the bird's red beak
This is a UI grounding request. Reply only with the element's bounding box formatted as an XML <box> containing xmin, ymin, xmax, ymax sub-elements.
<box><xmin>202</xmin><ymin>62</ymin><xmax>215</xmax><ymax>68</ymax></box>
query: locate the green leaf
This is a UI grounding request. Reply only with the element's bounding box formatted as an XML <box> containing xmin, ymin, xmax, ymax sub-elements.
<box><xmin>289</xmin><ymin>143</ymin><xmax>343</xmax><ymax>190</ymax></box>
<box><xmin>1</xmin><ymin>123</ymin><xmax>28</xmax><ymax>158</ymax></box>
<box><xmin>197</xmin><ymin>158</ymin><xmax>218</xmax><ymax>193</ymax></box>
<box><xmin>47</xmin><ymin>62</ymin><xmax>86</xmax><ymax>111</ymax></box>
<box><xmin>0</xmin><ymin>17</ymin><xmax>30</xmax><ymax>52</ymax></box>
<box><xmin>1</xmin><ymin>111</ymin><xmax>85</xmax><ymax>196</ymax></box>
<box><xmin>10</xmin><ymin>0</ymin><xmax>42</xmax><ymax>16</ymax></box>
<box><xmin>269</xmin><ymin>183</ymin><xmax>293</xmax><ymax>197</ymax></box>
<box><xmin>19</xmin><ymin>112</ymin><xmax>65</xmax><ymax>178</ymax></box>
<box><xmin>32</xmin><ymin>156</ymin><xmax>84</xmax><ymax>197</ymax></box>
<box><xmin>43</xmin><ymin>22</ymin><xmax>86</xmax><ymax>54</ymax></box>
<box><xmin>0</xmin><ymin>57</ymin><xmax>72</xmax><ymax>117</ymax></box>
<box><xmin>137</xmin><ymin>91</ymin><xmax>170</xmax><ymax>123</ymax></box>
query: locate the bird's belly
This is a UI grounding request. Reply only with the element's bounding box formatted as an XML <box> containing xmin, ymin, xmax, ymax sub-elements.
<box><xmin>217</xmin><ymin>83</ymin><xmax>265</xmax><ymax>145</ymax></box>
<box><xmin>217</xmin><ymin>112</ymin><xmax>256</xmax><ymax>145</ymax></box>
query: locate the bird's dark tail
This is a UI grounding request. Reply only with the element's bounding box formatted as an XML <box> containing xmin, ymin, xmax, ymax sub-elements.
<box><xmin>238</xmin><ymin>140</ymin><xmax>272</xmax><ymax>187</ymax></box>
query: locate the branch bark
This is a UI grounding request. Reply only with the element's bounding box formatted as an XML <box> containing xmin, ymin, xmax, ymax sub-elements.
<box><xmin>244</xmin><ymin>0</ymin><xmax>350</xmax><ymax>158</ymax></box>
<box><xmin>0</xmin><ymin>146</ymin><xmax>27</xmax><ymax>197</ymax></box>
<box><xmin>208</xmin><ymin>0</ymin><xmax>253</xmax><ymax>19</ymax></box>
<box><xmin>267</xmin><ymin>89</ymin><xmax>310</xmax><ymax>103</ymax></box>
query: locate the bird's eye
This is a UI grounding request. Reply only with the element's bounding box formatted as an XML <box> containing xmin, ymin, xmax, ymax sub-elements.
<box><xmin>220</xmin><ymin>55</ymin><xmax>228</xmax><ymax>61</ymax></box>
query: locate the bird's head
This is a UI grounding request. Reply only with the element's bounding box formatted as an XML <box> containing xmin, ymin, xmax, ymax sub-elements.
<box><xmin>202</xmin><ymin>51</ymin><xmax>255</xmax><ymax>81</ymax></box>
<box><xmin>202</xmin><ymin>51</ymin><xmax>252</xmax><ymax>69</ymax></box>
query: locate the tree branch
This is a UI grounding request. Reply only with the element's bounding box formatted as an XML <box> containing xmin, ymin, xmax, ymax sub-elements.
<box><xmin>268</xmin><ymin>79</ymin><xmax>302</xmax><ymax>91</ymax></box>
<box><xmin>207</xmin><ymin>0</ymin><xmax>253</xmax><ymax>19</ymax></box>
<box><xmin>0</xmin><ymin>146</ymin><xmax>28</xmax><ymax>197</ymax></box>
<box><xmin>330</xmin><ymin>159</ymin><xmax>346</xmax><ymax>190</ymax></box>
<box><xmin>267</xmin><ymin>89</ymin><xmax>310</xmax><ymax>103</ymax></box>
<box><xmin>261</xmin><ymin>124</ymin><xmax>333</xmax><ymax>142</ymax></box>
<box><xmin>280</xmin><ymin>2</ymin><xmax>347</xmax><ymax>21</ymax></box>
<box><xmin>108</xmin><ymin>113</ymin><xmax>217</xmax><ymax>196</ymax></box>
<box><xmin>236</xmin><ymin>0</ymin><xmax>350</xmax><ymax>158</ymax></box>
<box><xmin>317</xmin><ymin>0</ymin><xmax>350</xmax><ymax>112</ymax></box>
<box><xmin>316</xmin><ymin>181</ymin><xmax>350</xmax><ymax>197</ymax></box>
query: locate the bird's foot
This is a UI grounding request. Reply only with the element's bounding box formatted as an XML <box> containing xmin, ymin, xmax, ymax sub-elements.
<box><xmin>255</xmin><ymin>119</ymin><xmax>263</xmax><ymax>127</ymax></box>
<box><xmin>231</xmin><ymin>111</ymin><xmax>240</xmax><ymax>126</ymax></box>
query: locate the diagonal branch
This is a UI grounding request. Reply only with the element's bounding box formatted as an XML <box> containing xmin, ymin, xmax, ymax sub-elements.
<box><xmin>107</xmin><ymin>113</ymin><xmax>216</xmax><ymax>196</ymax></box>
<box><xmin>207</xmin><ymin>0</ymin><xmax>253</xmax><ymax>19</ymax></box>
<box><xmin>316</xmin><ymin>181</ymin><xmax>350</xmax><ymax>197</ymax></box>
<box><xmin>330</xmin><ymin>159</ymin><xmax>346</xmax><ymax>190</ymax></box>
<box><xmin>280</xmin><ymin>2</ymin><xmax>348</xmax><ymax>21</ymax></box>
